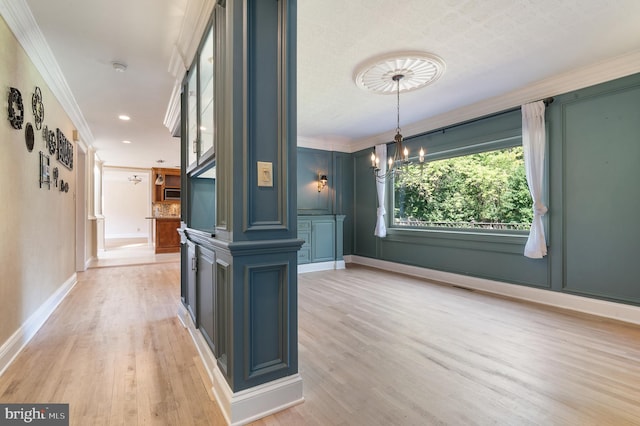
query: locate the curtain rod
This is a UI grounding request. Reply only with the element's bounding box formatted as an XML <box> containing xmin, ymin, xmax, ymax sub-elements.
<box><xmin>404</xmin><ymin>97</ymin><xmax>554</xmax><ymax>140</ymax></box>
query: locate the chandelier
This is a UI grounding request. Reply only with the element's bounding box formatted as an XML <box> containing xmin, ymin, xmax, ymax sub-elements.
<box><xmin>370</xmin><ymin>74</ymin><xmax>425</xmax><ymax>183</ymax></box>
<box><xmin>128</xmin><ymin>175</ymin><xmax>142</xmax><ymax>185</ymax></box>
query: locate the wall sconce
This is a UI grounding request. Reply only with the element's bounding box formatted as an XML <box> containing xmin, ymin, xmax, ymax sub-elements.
<box><xmin>317</xmin><ymin>173</ymin><xmax>328</xmax><ymax>192</ymax></box>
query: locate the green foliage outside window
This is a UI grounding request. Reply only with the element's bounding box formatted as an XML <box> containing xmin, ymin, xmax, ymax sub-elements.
<box><xmin>393</xmin><ymin>146</ymin><xmax>533</xmax><ymax>230</ymax></box>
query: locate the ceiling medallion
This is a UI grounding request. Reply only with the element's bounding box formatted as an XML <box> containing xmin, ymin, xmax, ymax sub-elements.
<box><xmin>354</xmin><ymin>51</ymin><xmax>445</xmax><ymax>94</ymax></box>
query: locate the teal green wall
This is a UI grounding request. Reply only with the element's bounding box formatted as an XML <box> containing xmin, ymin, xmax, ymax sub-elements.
<box><xmin>297</xmin><ymin>147</ymin><xmax>354</xmax><ymax>255</ymax></box>
<box><xmin>349</xmin><ymin>72</ymin><xmax>640</xmax><ymax>306</ymax></box>
<box><xmin>548</xmin><ymin>74</ymin><xmax>640</xmax><ymax>304</ymax></box>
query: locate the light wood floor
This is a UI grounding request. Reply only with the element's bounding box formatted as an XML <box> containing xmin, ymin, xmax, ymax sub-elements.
<box><xmin>1</xmin><ymin>263</ymin><xmax>640</xmax><ymax>425</ymax></box>
<box><xmin>88</xmin><ymin>238</ymin><xmax>179</xmax><ymax>269</ymax></box>
<box><xmin>0</xmin><ymin>262</ymin><xmax>226</xmax><ymax>425</ymax></box>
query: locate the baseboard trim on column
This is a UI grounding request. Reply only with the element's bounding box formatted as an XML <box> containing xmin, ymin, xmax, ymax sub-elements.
<box><xmin>177</xmin><ymin>304</ymin><xmax>304</xmax><ymax>425</ymax></box>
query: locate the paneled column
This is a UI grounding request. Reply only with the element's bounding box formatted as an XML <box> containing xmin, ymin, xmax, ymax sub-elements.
<box><xmin>208</xmin><ymin>0</ymin><xmax>302</xmax><ymax>423</ymax></box>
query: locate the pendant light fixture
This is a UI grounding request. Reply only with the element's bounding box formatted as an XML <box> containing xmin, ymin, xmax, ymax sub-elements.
<box><xmin>371</xmin><ymin>74</ymin><xmax>417</xmax><ymax>182</ymax></box>
<box><xmin>354</xmin><ymin>51</ymin><xmax>445</xmax><ymax>183</ymax></box>
<box><xmin>128</xmin><ymin>175</ymin><xmax>142</xmax><ymax>185</ymax></box>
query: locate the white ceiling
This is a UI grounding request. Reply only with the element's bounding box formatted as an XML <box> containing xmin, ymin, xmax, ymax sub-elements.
<box><xmin>17</xmin><ymin>0</ymin><xmax>640</xmax><ymax>169</ymax></box>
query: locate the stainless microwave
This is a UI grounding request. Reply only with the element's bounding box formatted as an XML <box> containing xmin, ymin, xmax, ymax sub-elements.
<box><xmin>164</xmin><ymin>188</ymin><xmax>180</xmax><ymax>200</ymax></box>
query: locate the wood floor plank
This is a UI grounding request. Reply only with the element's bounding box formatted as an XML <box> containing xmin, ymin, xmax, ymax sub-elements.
<box><xmin>257</xmin><ymin>265</ymin><xmax>640</xmax><ymax>426</ymax></box>
<box><xmin>2</xmin><ymin>262</ymin><xmax>640</xmax><ymax>425</ymax></box>
<box><xmin>0</xmin><ymin>262</ymin><xmax>226</xmax><ymax>426</ymax></box>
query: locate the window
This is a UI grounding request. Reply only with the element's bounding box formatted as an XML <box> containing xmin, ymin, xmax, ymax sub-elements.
<box><xmin>393</xmin><ymin>146</ymin><xmax>532</xmax><ymax>231</ymax></box>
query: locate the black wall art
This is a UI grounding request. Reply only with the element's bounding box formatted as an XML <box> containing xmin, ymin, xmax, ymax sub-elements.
<box><xmin>25</xmin><ymin>122</ymin><xmax>35</xmax><ymax>152</ymax></box>
<box><xmin>32</xmin><ymin>86</ymin><xmax>44</xmax><ymax>130</ymax></box>
<box><xmin>56</xmin><ymin>128</ymin><xmax>73</xmax><ymax>170</ymax></box>
<box><xmin>7</xmin><ymin>87</ymin><xmax>24</xmax><ymax>130</ymax></box>
<box><xmin>43</xmin><ymin>125</ymin><xmax>56</xmax><ymax>155</ymax></box>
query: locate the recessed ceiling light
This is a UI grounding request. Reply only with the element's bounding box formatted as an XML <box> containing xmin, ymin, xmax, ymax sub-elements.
<box><xmin>354</xmin><ymin>51</ymin><xmax>446</xmax><ymax>94</ymax></box>
<box><xmin>122</xmin><ymin>140</ymin><xmax>132</xmax><ymax>144</ymax></box>
<box><xmin>118</xmin><ymin>115</ymin><xmax>130</xmax><ymax>121</ymax></box>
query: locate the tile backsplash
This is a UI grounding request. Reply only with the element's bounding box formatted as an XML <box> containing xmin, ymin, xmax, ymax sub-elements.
<box><xmin>153</xmin><ymin>202</ymin><xmax>180</xmax><ymax>217</ymax></box>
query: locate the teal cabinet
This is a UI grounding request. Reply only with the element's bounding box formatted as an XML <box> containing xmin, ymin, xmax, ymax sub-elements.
<box><xmin>298</xmin><ymin>215</ymin><xmax>345</xmax><ymax>264</ymax></box>
<box><xmin>197</xmin><ymin>245</ymin><xmax>216</xmax><ymax>353</ymax></box>
<box><xmin>312</xmin><ymin>219</ymin><xmax>335</xmax><ymax>262</ymax></box>
<box><xmin>297</xmin><ymin>219</ymin><xmax>311</xmax><ymax>264</ymax></box>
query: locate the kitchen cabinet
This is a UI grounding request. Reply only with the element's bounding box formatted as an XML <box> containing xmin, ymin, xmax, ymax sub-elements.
<box><xmin>155</xmin><ymin>218</ymin><xmax>181</xmax><ymax>254</ymax></box>
<box><xmin>152</xmin><ymin>167</ymin><xmax>181</xmax><ymax>203</ymax></box>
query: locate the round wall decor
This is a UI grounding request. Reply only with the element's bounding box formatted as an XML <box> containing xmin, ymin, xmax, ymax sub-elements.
<box><xmin>8</xmin><ymin>87</ymin><xmax>24</xmax><ymax>129</ymax></box>
<box><xmin>25</xmin><ymin>122</ymin><xmax>35</xmax><ymax>152</ymax></box>
<box><xmin>32</xmin><ymin>87</ymin><xmax>44</xmax><ymax>130</ymax></box>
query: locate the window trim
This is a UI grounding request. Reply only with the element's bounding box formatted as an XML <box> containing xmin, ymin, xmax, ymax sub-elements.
<box><xmin>388</xmin><ymin>129</ymin><xmax>530</xmax><ymax>238</ymax></box>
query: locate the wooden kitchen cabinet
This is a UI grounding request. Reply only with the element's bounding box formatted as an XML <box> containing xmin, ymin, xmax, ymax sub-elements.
<box><xmin>155</xmin><ymin>218</ymin><xmax>181</xmax><ymax>254</ymax></box>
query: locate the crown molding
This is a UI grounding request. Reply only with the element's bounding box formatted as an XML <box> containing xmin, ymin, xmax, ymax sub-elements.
<box><xmin>0</xmin><ymin>0</ymin><xmax>95</xmax><ymax>146</ymax></box>
<box><xmin>297</xmin><ymin>136</ymin><xmax>353</xmax><ymax>153</ymax></box>
<box><xmin>343</xmin><ymin>50</ymin><xmax>640</xmax><ymax>154</ymax></box>
<box><xmin>163</xmin><ymin>0</ymin><xmax>215</xmax><ymax>133</ymax></box>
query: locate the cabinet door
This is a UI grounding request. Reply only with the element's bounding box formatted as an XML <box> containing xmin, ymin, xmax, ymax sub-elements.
<box><xmin>298</xmin><ymin>219</ymin><xmax>311</xmax><ymax>264</ymax></box>
<box><xmin>312</xmin><ymin>220</ymin><xmax>335</xmax><ymax>262</ymax></box>
<box><xmin>186</xmin><ymin>68</ymin><xmax>198</xmax><ymax>169</ymax></box>
<box><xmin>186</xmin><ymin>241</ymin><xmax>197</xmax><ymax>324</ymax></box>
<box><xmin>156</xmin><ymin>219</ymin><xmax>181</xmax><ymax>253</ymax></box>
<box><xmin>199</xmin><ymin>26</ymin><xmax>215</xmax><ymax>162</ymax></box>
<box><xmin>196</xmin><ymin>246</ymin><xmax>216</xmax><ymax>353</ymax></box>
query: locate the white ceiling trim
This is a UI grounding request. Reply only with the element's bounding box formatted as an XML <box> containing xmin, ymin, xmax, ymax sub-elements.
<box><xmin>163</xmin><ymin>0</ymin><xmax>215</xmax><ymax>135</ymax></box>
<box><xmin>0</xmin><ymin>0</ymin><xmax>94</xmax><ymax>146</ymax></box>
<box><xmin>344</xmin><ymin>50</ymin><xmax>640</xmax><ymax>154</ymax></box>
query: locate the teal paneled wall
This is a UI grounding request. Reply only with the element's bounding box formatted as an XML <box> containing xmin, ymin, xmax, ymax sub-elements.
<box><xmin>297</xmin><ymin>147</ymin><xmax>332</xmax><ymax>214</ymax></box>
<box><xmin>334</xmin><ymin>152</ymin><xmax>354</xmax><ymax>255</ymax></box>
<box><xmin>549</xmin><ymin>74</ymin><xmax>640</xmax><ymax>304</ymax></box>
<box><xmin>353</xmin><ymin>150</ymin><xmax>378</xmax><ymax>258</ymax></box>
<box><xmin>352</xmin><ymin>72</ymin><xmax>640</xmax><ymax>306</ymax></box>
<box><xmin>297</xmin><ymin>147</ymin><xmax>355</xmax><ymax>255</ymax></box>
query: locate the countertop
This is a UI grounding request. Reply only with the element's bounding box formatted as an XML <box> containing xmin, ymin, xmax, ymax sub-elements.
<box><xmin>145</xmin><ymin>216</ymin><xmax>180</xmax><ymax>220</ymax></box>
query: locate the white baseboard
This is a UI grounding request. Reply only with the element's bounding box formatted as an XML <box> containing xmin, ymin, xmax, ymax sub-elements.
<box><xmin>177</xmin><ymin>304</ymin><xmax>304</xmax><ymax>425</ymax></box>
<box><xmin>298</xmin><ymin>260</ymin><xmax>345</xmax><ymax>274</ymax></box>
<box><xmin>85</xmin><ymin>257</ymin><xmax>96</xmax><ymax>270</ymax></box>
<box><xmin>348</xmin><ymin>256</ymin><xmax>640</xmax><ymax>326</ymax></box>
<box><xmin>105</xmin><ymin>233</ymin><xmax>148</xmax><ymax>239</ymax></box>
<box><xmin>0</xmin><ymin>273</ymin><xmax>78</xmax><ymax>377</ymax></box>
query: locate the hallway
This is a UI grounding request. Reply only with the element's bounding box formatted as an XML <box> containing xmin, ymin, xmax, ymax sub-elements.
<box><xmin>0</xmin><ymin>262</ymin><xmax>225</xmax><ymax>425</ymax></box>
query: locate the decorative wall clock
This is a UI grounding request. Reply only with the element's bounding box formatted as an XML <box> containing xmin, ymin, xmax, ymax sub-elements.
<box><xmin>7</xmin><ymin>87</ymin><xmax>24</xmax><ymax>130</ymax></box>
<box><xmin>32</xmin><ymin>86</ymin><xmax>44</xmax><ymax>130</ymax></box>
<box><xmin>25</xmin><ymin>122</ymin><xmax>35</xmax><ymax>152</ymax></box>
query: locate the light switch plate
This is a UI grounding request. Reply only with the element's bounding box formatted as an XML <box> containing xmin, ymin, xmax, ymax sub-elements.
<box><xmin>257</xmin><ymin>161</ymin><xmax>273</xmax><ymax>187</ymax></box>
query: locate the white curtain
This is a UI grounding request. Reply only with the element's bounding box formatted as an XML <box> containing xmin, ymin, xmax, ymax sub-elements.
<box><xmin>522</xmin><ymin>101</ymin><xmax>548</xmax><ymax>258</ymax></box>
<box><xmin>374</xmin><ymin>144</ymin><xmax>387</xmax><ymax>238</ymax></box>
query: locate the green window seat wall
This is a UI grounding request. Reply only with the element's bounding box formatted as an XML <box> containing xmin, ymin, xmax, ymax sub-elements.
<box><xmin>300</xmin><ymin>71</ymin><xmax>640</xmax><ymax>307</ymax></box>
